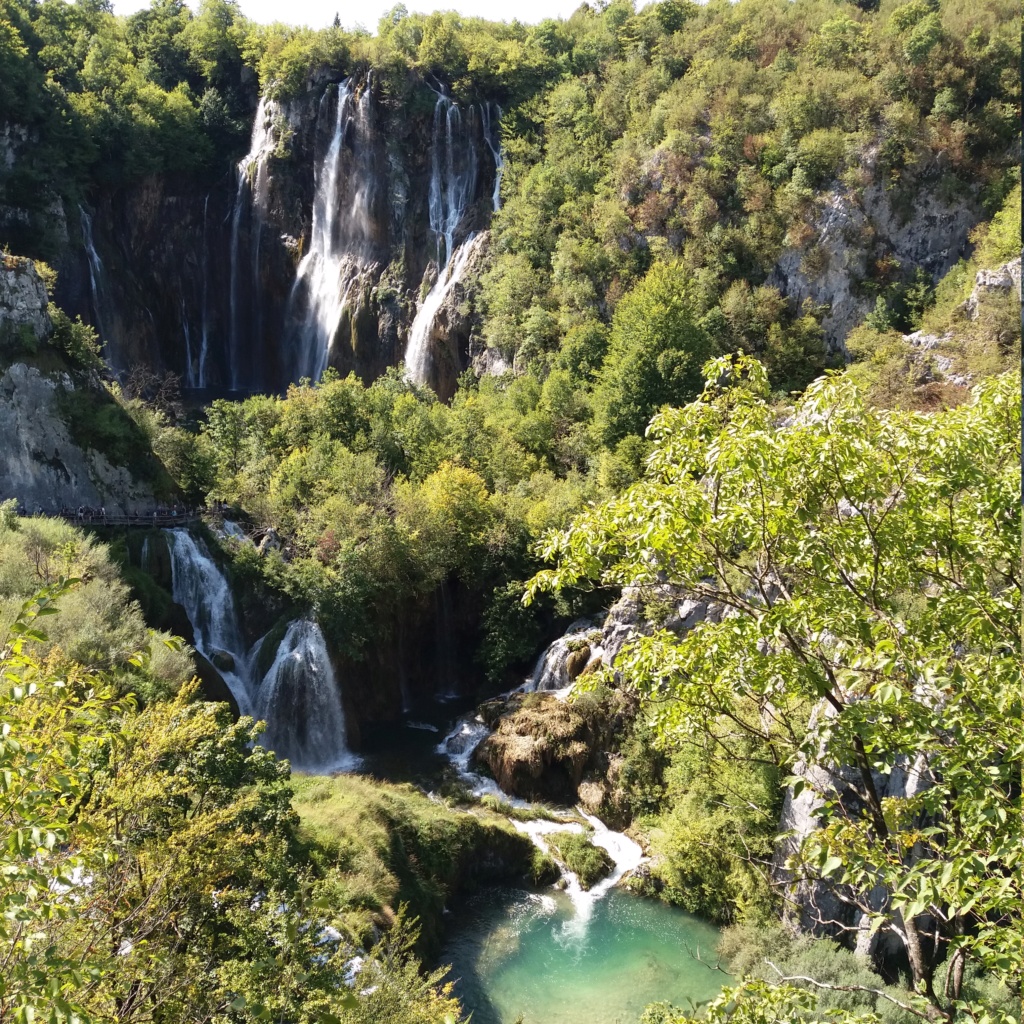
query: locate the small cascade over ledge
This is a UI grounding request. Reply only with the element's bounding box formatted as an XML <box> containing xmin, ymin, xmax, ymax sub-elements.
<box><xmin>167</xmin><ymin>529</ymin><xmax>254</xmax><ymax>716</ymax></box>
<box><xmin>254</xmin><ymin>619</ymin><xmax>356</xmax><ymax>772</ymax></box>
<box><xmin>164</xmin><ymin>528</ymin><xmax>355</xmax><ymax>771</ymax></box>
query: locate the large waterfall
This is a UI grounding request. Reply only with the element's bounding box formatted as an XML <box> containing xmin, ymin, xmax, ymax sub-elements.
<box><xmin>166</xmin><ymin>529</ymin><xmax>354</xmax><ymax>770</ymax></box>
<box><xmin>286</xmin><ymin>79</ymin><xmax>377</xmax><ymax>382</ymax></box>
<box><xmin>406</xmin><ymin>97</ymin><xmax>502</xmax><ymax>388</ymax></box>
<box><xmin>228</xmin><ymin>97</ymin><xmax>279</xmax><ymax>391</ymax></box>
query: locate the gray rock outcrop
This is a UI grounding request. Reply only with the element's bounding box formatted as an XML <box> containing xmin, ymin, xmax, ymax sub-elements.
<box><xmin>770</xmin><ymin>180</ymin><xmax>979</xmax><ymax>354</ymax></box>
<box><xmin>963</xmin><ymin>255</ymin><xmax>1021</xmax><ymax>319</ymax></box>
<box><xmin>0</xmin><ymin>257</ymin><xmax>50</xmax><ymax>348</ymax></box>
<box><xmin>773</xmin><ymin>701</ymin><xmax>933</xmax><ymax>959</ymax></box>
<box><xmin>0</xmin><ymin>362</ymin><xmax>164</xmax><ymax>515</ymax></box>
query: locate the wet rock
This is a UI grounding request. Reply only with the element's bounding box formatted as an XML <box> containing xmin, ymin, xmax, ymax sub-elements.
<box><xmin>210</xmin><ymin>649</ymin><xmax>236</xmax><ymax>673</ymax></box>
<box><xmin>565</xmin><ymin>645</ymin><xmax>591</xmax><ymax>680</ymax></box>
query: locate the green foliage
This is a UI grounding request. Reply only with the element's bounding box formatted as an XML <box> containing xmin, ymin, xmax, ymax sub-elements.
<box><xmin>592</xmin><ymin>260</ymin><xmax>714</xmax><ymax>445</ymax></box>
<box><xmin>0</xmin><ymin>590</ymin><xmax>474</xmax><ymax>1024</ymax></box>
<box><xmin>47</xmin><ymin>304</ymin><xmax>103</xmax><ymax>369</ymax></box>
<box><xmin>0</xmin><ymin>515</ymin><xmax>191</xmax><ymax>701</ymax></box>
<box><xmin>530</xmin><ymin>357</ymin><xmax>1022</xmax><ymax>1017</ymax></box>
<box><xmin>640</xmin><ymin>740</ymin><xmax>779</xmax><ymax>925</ymax></box>
<box><xmin>291</xmin><ymin>772</ymin><xmax>546</xmax><ymax>955</ymax></box>
<box><xmin>546</xmin><ymin>830</ymin><xmax>613</xmax><ymax>890</ymax></box>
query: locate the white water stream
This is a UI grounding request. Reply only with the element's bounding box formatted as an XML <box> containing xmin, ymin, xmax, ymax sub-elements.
<box><xmin>166</xmin><ymin>529</ymin><xmax>355</xmax><ymax>770</ymax></box>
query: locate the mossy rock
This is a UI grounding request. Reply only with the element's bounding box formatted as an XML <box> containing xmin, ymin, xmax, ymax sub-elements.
<box><xmin>547</xmin><ymin>831</ymin><xmax>613</xmax><ymax>890</ymax></box>
<box><xmin>566</xmin><ymin>645</ymin><xmax>591</xmax><ymax>679</ymax></box>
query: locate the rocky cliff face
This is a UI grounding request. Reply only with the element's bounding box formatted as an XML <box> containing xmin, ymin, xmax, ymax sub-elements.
<box><xmin>0</xmin><ymin>259</ymin><xmax>173</xmax><ymax>514</ymax></box>
<box><xmin>769</xmin><ymin>178</ymin><xmax>980</xmax><ymax>355</ymax></box>
<box><xmin>52</xmin><ymin>75</ymin><xmax>501</xmax><ymax>396</ymax></box>
<box><xmin>772</xmin><ymin>703</ymin><xmax>933</xmax><ymax>959</ymax></box>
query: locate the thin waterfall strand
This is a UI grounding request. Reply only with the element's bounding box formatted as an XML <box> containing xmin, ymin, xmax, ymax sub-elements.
<box><xmin>228</xmin><ymin>97</ymin><xmax>278</xmax><ymax>390</ymax></box>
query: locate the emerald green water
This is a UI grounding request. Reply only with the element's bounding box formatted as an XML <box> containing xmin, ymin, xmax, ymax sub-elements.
<box><xmin>438</xmin><ymin>887</ymin><xmax>726</xmax><ymax>1024</ymax></box>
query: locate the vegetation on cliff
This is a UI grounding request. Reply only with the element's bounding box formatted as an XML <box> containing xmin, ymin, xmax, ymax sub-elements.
<box><xmin>528</xmin><ymin>356</ymin><xmax>1021</xmax><ymax>1020</ymax></box>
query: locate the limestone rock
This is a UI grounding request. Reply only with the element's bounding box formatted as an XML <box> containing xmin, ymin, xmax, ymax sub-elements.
<box><xmin>0</xmin><ymin>362</ymin><xmax>166</xmax><ymax>515</ymax></box>
<box><xmin>963</xmin><ymin>256</ymin><xmax>1021</xmax><ymax>319</ymax></box>
<box><xmin>0</xmin><ymin>257</ymin><xmax>50</xmax><ymax>349</ymax></box>
<box><xmin>769</xmin><ymin>181</ymin><xmax>979</xmax><ymax>355</ymax></box>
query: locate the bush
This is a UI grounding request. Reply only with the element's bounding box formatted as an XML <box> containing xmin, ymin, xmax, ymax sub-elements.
<box><xmin>546</xmin><ymin>830</ymin><xmax>613</xmax><ymax>889</ymax></box>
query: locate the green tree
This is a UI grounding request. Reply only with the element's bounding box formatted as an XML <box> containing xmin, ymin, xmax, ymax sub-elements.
<box><xmin>592</xmin><ymin>261</ymin><xmax>714</xmax><ymax>444</ymax></box>
<box><xmin>529</xmin><ymin>358</ymin><xmax>1021</xmax><ymax>1020</ymax></box>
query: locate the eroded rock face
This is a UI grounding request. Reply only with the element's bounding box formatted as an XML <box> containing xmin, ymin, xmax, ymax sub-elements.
<box><xmin>0</xmin><ymin>362</ymin><xmax>166</xmax><ymax>514</ymax></box>
<box><xmin>0</xmin><ymin>257</ymin><xmax>50</xmax><ymax>348</ymax></box>
<box><xmin>770</xmin><ymin>182</ymin><xmax>980</xmax><ymax>355</ymax></box>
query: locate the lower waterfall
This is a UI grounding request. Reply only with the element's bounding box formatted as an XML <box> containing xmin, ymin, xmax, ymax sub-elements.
<box><xmin>254</xmin><ymin>619</ymin><xmax>356</xmax><ymax>772</ymax></box>
<box><xmin>165</xmin><ymin>529</ymin><xmax>355</xmax><ymax>770</ymax></box>
<box><xmin>167</xmin><ymin>529</ymin><xmax>254</xmax><ymax>716</ymax></box>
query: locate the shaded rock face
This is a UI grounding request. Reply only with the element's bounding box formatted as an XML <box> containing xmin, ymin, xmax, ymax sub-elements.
<box><xmin>337</xmin><ymin>579</ymin><xmax>485</xmax><ymax>725</ymax></box>
<box><xmin>0</xmin><ymin>362</ymin><xmax>168</xmax><ymax>515</ymax></box>
<box><xmin>0</xmin><ymin>257</ymin><xmax>50</xmax><ymax>348</ymax></box>
<box><xmin>52</xmin><ymin>76</ymin><xmax>501</xmax><ymax>396</ymax></box>
<box><xmin>772</xmin><ymin>700</ymin><xmax>933</xmax><ymax>959</ymax></box>
<box><xmin>769</xmin><ymin>181</ymin><xmax>980</xmax><ymax>355</ymax></box>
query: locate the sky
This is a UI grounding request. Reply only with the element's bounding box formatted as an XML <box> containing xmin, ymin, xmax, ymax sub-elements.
<box><xmin>109</xmin><ymin>0</ymin><xmax>586</xmax><ymax>31</ymax></box>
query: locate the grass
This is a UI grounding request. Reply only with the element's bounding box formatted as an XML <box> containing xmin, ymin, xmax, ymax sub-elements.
<box><xmin>546</xmin><ymin>831</ymin><xmax>613</xmax><ymax>890</ymax></box>
<box><xmin>291</xmin><ymin>773</ymin><xmax>557</xmax><ymax>955</ymax></box>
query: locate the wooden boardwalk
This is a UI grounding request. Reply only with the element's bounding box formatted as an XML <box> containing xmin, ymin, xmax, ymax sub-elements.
<box><xmin>23</xmin><ymin>510</ymin><xmax>207</xmax><ymax>528</ymax></box>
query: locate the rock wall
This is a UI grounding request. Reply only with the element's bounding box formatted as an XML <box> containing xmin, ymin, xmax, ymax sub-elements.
<box><xmin>50</xmin><ymin>75</ymin><xmax>500</xmax><ymax>396</ymax></box>
<box><xmin>770</xmin><ymin>178</ymin><xmax>981</xmax><ymax>355</ymax></box>
<box><xmin>0</xmin><ymin>260</ymin><xmax>172</xmax><ymax>514</ymax></box>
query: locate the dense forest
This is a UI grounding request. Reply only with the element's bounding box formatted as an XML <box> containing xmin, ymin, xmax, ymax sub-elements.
<box><xmin>0</xmin><ymin>0</ymin><xmax>1020</xmax><ymax>1021</ymax></box>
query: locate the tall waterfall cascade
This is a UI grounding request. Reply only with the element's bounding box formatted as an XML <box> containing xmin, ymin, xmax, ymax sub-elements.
<box><xmin>165</xmin><ymin>529</ymin><xmax>355</xmax><ymax>770</ymax></box>
<box><xmin>228</xmin><ymin>96</ymin><xmax>280</xmax><ymax>390</ymax></box>
<box><xmin>79</xmin><ymin>206</ymin><xmax>116</xmax><ymax>369</ymax></box>
<box><xmin>286</xmin><ymin>79</ymin><xmax>377</xmax><ymax>382</ymax></box>
<box><xmin>405</xmin><ymin>98</ymin><xmax>503</xmax><ymax>388</ymax></box>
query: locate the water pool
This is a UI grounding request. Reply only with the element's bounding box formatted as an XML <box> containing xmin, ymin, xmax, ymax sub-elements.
<box><xmin>438</xmin><ymin>886</ymin><xmax>726</xmax><ymax>1024</ymax></box>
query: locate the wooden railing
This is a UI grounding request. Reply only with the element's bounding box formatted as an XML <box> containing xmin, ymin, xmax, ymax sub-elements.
<box><xmin>22</xmin><ymin>510</ymin><xmax>208</xmax><ymax>528</ymax></box>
